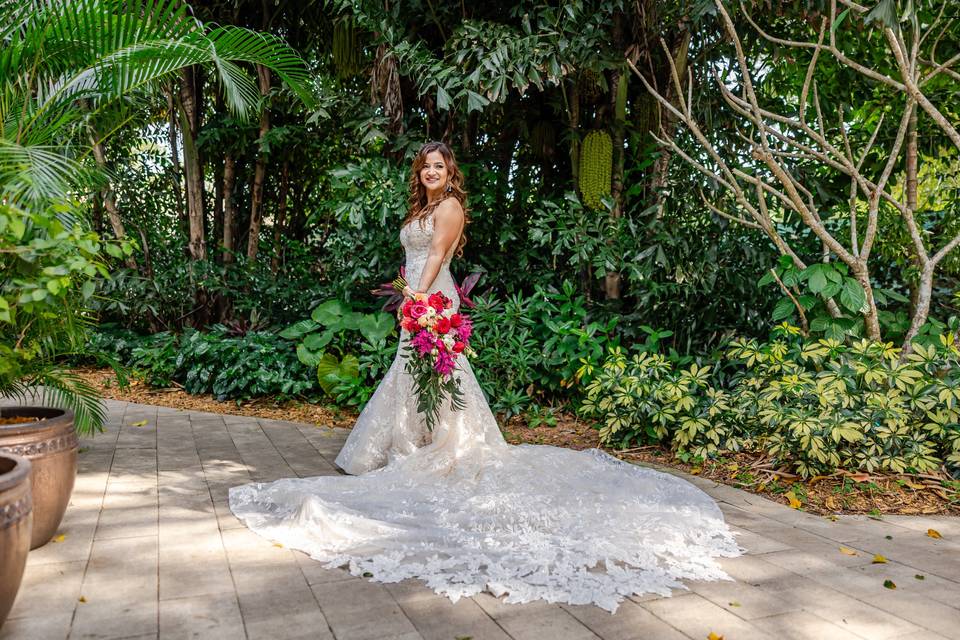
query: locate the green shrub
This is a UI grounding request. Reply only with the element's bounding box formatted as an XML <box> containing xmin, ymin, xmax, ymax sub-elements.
<box><xmin>281</xmin><ymin>299</ymin><xmax>397</xmax><ymax>407</ymax></box>
<box><xmin>582</xmin><ymin>327</ymin><xmax>960</xmax><ymax>478</ymax></box>
<box><xmin>469</xmin><ymin>280</ymin><xmax>620</xmax><ymax>417</ymax></box>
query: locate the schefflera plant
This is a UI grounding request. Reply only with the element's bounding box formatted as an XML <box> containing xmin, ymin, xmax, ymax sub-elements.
<box><xmin>581</xmin><ymin>327</ymin><xmax>960</xmax><ymax>479</ymax></box>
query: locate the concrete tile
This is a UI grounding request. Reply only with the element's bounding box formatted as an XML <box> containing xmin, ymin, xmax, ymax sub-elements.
<box><xmin>0</xmin><ymin>612</ymin><xmax>72</xmax><ymax>640</ymax></box>
<box><xmin>159</xmin><ymin>593</ymin><xmax>244</xmax><ymax>640</ymax></box>
<box><xmin>69</xmin><ymin>599</ymin><xmax>158</xmax><ymax>639</ymax></box>
<box><xmin>80</xmin><ymin>536</ymin><xmax>158</xmax><ymax>606</ymax></box>
<box><xmin>727</xmin><ymin>525</ymin><xmax>793</xmax><ymax>555</ymax></box>
<box><xmin>688</xmin><ymin>573</ymin><xmax>799</xmax><ymax>620</ymax></box>
<box><xmin>311</xmin><ymin>579</ymin><xmax>421</xmax><ymax>640</ymax></box>
<box><xmin>751</xmin><ymin>610</ymin><xmax>864</xmax><ymax>640</ymax></box>
<box><xmin>388</xmin><ymin>580</ymin><xmax>511</xmax><ymax>640</ymax></box>
<box><xmin>472</xmin><ymin>594</ymin><xmax>597</xmax><ymax>640</ymax></box>
<box><xmin>238</xmin><ymin>586</ymin><xmax>333</xmax><ymax>640</ymax></box>
<box><xmin>641</xmin><ymin>592</ymin><xmax>773</xmax><ymax>640</ymax></box>
<box><xmin>221</xmin><ymin>528</ymin><xmax>307</xmax><ymax>594</ymax></box>
<box><xmin>292</xmin><ymin>550</ymin><xmax>354</xmax><ymax>586</ymax></box>
<box><xmin>561</xmin><ymin>600</ymin><xmax>688</xmax><ymax>640</ymax></box>
<box><xmin>7</xmin><ymin>561</ymin><xmax>84</xmax><ymax>619</ymax></box>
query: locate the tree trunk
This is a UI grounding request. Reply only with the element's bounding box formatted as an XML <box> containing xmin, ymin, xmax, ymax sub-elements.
<box><xmin>271</xmin><ymin>160</ymin><xmax>291</xmax><ymax>275</ymax></box>
<box><xmin>179</xmin><ymin>66</ymin><xmax>206</xmax><ymax>262</ymax></box>
<box><xmin>567</xmin><ymin>78</ymin><xmax>581</xmax><ymax>190</ymax></box>
<box><xmin>854</xmin><ymin>265</ymin><xmax>882</xmax><ymax>340</ymax></box>
<box><xmin>222</xmin><ymin>153</ymin><xmax>237</xmax><ymax>264</ymax></box>
<box><xmin>89</xmin><ymin>133</ymin><xmax>138</xmax><ymax>271</ymax></box>
<box><xmin>247</xmin><ymin>64</ymin><xmax>271</xmax><ymax>262</ymax></box>
<box><xmin>906</xmin><ymin>107</ymin><xmax>921</xmax><ymax>318</ymax></box>
<box><xmin>604</xmin><ymin>66</ymin><xmax>626</xmax><ymax>300</ymax></box>
<box><xmin>903</xmin><ymin>264</ymin><xmax>935</xmax><ymax>350</ymax></box>
<box><xmin>165</xmin><ymin>81</ymin><xmax>185</xmax><ymax>229</ymax></box>
<box><xmin>651</xmin><ymin>30</ymin><xmax>690</xmax><ymax>218</ymax></box>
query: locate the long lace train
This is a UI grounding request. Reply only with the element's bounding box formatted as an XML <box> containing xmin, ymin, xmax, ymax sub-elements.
<box><xmin>228</xmin><ymin>209</ymin><xmax>742</xmax><ymax>612</ymax></box>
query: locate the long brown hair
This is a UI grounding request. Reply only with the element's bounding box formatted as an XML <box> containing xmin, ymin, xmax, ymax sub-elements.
<box><xmin>402</xmin><ymin>141</ymin><xmax>470</xmax><ymax>258</ymax></box>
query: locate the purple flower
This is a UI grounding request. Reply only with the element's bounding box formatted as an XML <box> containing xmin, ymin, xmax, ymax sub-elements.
<box><xmin>411</xmin><ymin>330</ymin><xmax>436</xmax><ymax>356</ymax></box>
<box><xmin>434</xmin><ymin>349</ymin><xmax>456</xmax><ymax>377</ymax></box>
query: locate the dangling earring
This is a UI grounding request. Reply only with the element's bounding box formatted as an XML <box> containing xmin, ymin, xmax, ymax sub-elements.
<box><xmin>445</xmin><ymin>183</ymin><xmax>452</xmax><ymax>192</ymax></box>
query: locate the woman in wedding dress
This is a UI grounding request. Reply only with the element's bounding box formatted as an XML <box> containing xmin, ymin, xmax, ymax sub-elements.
<box><xmin>229</xmin><ymin>141</ymin><xmax>741</xmax><ymax>613</ymax></box>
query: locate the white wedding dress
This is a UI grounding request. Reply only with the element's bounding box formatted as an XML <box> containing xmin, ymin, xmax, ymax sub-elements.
<box><xmin>229</xmin><ymin>209</ymin><xmax>742</xmax><ymax>612</ymax></box>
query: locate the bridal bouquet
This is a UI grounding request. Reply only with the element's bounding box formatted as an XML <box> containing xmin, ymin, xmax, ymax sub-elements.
<box><xmin>395</xmin><ymin>286</ymin><xmax>476</xmax><ymax>431</ymax></box>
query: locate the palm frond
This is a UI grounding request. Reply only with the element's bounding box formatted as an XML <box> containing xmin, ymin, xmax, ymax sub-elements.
<box><xmin>33</xmin><ymin>367</ymin><xmax>107</xmax><ymax>435</ymax></box>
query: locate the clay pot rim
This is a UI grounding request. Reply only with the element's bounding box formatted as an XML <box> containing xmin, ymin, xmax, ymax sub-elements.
<box><xmin>0</xmin><ymin>407</ymin><xmax>74</xmax><ymax>436</ymax></box>
<box><xmin>0</xmin><ymin>452</ymin><xmax>32</xmax><ymax>493</ymax></box>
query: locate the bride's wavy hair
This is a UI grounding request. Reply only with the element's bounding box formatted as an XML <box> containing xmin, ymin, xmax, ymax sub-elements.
<box><xmin>403</xmin><ymin>141</ymin><xmax>470</xmax><ymax>258</ymax></box>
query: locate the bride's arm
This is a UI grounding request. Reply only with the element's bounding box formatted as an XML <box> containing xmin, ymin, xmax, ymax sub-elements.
<box><xmin>410</xmin><ymin>199</ymin><xmax>464</xmax><ymax>296</ymax></box>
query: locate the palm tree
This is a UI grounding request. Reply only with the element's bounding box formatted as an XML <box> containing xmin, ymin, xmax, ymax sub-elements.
<box><xmin>0</xmin><ymin>0</ymin><xmax>316</xmax><ymax>433</ymax></box>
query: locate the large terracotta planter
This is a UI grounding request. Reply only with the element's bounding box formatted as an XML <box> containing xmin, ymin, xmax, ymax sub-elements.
<box><xmin>0</xmin><ymin>452</ymin><xmax>33</xmax><ymax>630</ymax></box>
<box><xmin>0</xmin><ymin>407</ymin><xmax>77</xmax><ymax>549</ymax></box>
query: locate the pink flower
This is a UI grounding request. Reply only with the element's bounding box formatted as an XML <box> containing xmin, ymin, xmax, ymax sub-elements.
<box><xmin>455</xmin><ymin>316</ymin><xmax>473</xmax><ymax>342</ymax></box>
<box><xmin>411</xmin><ymin>330</ymin><xmax>436</xmax><ymax>356</ymax></box>
<box><xmin>434</xmin><ymin>349</ymin><xmax>456</xmax><ymax>376</ymax></box>
<box><xmin>410</xmin><ymin>302</ymin><xmax>429</xmax><ymax>319</ymax></box>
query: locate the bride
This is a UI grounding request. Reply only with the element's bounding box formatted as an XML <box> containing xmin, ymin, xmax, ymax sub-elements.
<box><xmin>228</xmin><ymin>141</ymin><xmax>741</xmax><ymax>613</ymax></box>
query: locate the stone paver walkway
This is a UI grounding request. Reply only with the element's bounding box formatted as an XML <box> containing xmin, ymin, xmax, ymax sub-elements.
<box><xmin>2</xmin><ymin>399</ymin><xmax>959</xmax><ymax>640</ymax></box>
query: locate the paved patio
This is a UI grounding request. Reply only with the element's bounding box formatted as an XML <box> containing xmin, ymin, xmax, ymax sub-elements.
<box><xmin>1</xmin><ymin>399</ymin><xmax>959</xmax><ymax>640</ymax></box>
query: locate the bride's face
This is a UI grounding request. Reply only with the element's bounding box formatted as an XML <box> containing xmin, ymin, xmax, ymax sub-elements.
<box><xmin>419</xmin><ymin>150</ymin><xmax>449</xmax><ymax>198</ymax></box>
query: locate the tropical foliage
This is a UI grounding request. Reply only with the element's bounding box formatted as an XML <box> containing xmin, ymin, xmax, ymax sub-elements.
<box><xmin>582</xmin><ymin>326</ymin><xmax>960</xmax><ymax>478</ymax></box>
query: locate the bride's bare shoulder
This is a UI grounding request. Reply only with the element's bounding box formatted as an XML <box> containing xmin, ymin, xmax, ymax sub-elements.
<box><xmin>433</xmin><ymin>197</ymin><xmax>465</xmax><ymax>224</ymax></box>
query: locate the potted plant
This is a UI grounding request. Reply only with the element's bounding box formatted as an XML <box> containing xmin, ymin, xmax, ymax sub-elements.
<box><xmin>1</xmin><ymin>0</ymin><xmax>316</xmax><ymax>547</ymax></box>
<box><xmin>0</xmin><ymin>452</ymin><xmax>32</xmax><ymax>630</ymax></box>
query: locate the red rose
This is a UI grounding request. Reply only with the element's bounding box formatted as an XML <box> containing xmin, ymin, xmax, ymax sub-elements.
<box><xmin>449</xmin><ymin>313</ymin><xmax>463</xmax><ymax>328</ymax></box>
<box><xmin>452</xmin><ymin>341</ymin><xmax>465</xmax><ymax>353</ymax></box>
<box><xmin>428</xmin><ymin>292</ymin><xmax>445</xmax><ymax>312</ymax></box>
<box><xmin>401</xmin><ymin>318</ymin><xmax>418</xmax><ymax>332</ymax></box>
<box><xmin>401</xmin><ymin>299</ymin><xmax>414</xmax><ymax>317</ymax></box>
<box><xmin>435</xmin><ymin>317</ymin><xmax>451</xmax><ymax>335</ymax></box>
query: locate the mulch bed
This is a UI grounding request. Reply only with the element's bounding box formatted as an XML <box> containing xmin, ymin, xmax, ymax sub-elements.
<box><xmin>72</xmin><ymin>366</ymin><xmax>960</xmax><ymax>517</ymax></box>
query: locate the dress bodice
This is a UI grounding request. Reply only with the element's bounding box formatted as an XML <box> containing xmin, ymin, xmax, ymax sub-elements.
<box><xmin>399</xmin><ymin>211</ymin><xmax>458</xmax><ymax>312</ymax></box>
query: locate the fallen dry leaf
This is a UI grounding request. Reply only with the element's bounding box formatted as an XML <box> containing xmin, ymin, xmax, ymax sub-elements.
<box><xmin>824</xmin><ymin>495</ymin><xmax>839</xmax><ymax>510</ymax></box>
<box><xmin>728</xmin><ymin>601</ymin><xmax>741</xmax><ymax>607</ymax></box>
<box><xmin>272</xmin><ymin>542</ymin><xmax>284</xmax><ymax>548</ymax></box>
<box><xmin>883</xmin><ymin>579</ymin><xmax>896</xmax><ymax>589</ymax></box>
<box><xmin>707</xmin><ymin>633</ymin><xmax>724</xmax><ymax>640</ymax></box>
<box><xmin>927</xmin><ymin>529</ymin><xmax>942</xmax><ymax>539</ymax></box>
<box><xmin>786</xmin><ymin>491</ymin><xmax>802</xmax><ymax>510</ymax></box>
<box><xmin>690</xmin><ymin>467</ymin><xmax>702</xmax><ymax>475</ymax></box>
<box><xmin>130</xmin><ymin>420</ymin><xmax>148</xmax><ymax>427</ymax></box>
<box><xmin>915</xmin><ymin>574</ymin><xmax>925</xmax><ymax>580</ymax></box>
<box><xmin>872</xmin><ymin>554</ymin><xmax>888</xmax><ymax>564</ymax></box>
<box><xmin>839</xmin><ymin>546</ymin><xmax>859</xmax><ymax>556</ymax></box>
<box><xmin>52</xmin><ymin>533</ymin><xmax>66</xmax><ymax>543</ymax></box>
<box><xmin>78</xmin><ymin>596</ymin><xmax>87</xmax><ymax>603</ymax></box>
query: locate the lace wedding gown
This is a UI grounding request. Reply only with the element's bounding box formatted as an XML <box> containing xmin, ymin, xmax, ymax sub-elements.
<box><xmin>229</xmin><ymin>210</ymin><xmax>742</xmax><ymax>612</ymax></box>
